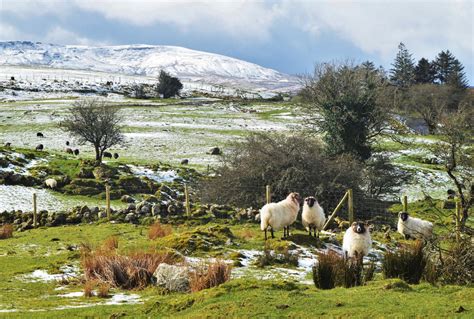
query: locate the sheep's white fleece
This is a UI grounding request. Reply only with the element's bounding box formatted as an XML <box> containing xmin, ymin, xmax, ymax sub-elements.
<box><xmin>45</xmin><ymin>178</ymin><xmax>57</xmax><ymax>189</ymax></box>
<box><xmin>342</xmin><ymin>228</ymin><xmax>372</xmax><ymax>258</ymax></box>
<box><xmin>302</xmin><ymin>201</ymin><xmax>325</xmax><ymax>232</ymax></box>
<box><xmin>260</xmin><ymin>194</ymin><xmax>299</xmax><ymax>231</ymax></box>
<box><xmin>398</xmin><ymin>216</ymin><xmax>433</xmax><ymax>240</ymax></box>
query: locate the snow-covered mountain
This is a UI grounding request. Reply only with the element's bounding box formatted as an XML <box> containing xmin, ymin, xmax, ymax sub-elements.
<box><xmin>0</xmin><ymin>41</ymin><xmax>299</xmax><ymax>90</ymax></box>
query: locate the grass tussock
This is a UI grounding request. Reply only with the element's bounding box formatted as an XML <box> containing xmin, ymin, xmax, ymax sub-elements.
<box><xmin>84</xmin><ymin>280</ymin><xmax>94</xmax><ymax>298</ymax></box>
<box><xmin>438</xmin><ymin>238</ymin><xmax>473</xmax><ymax>285</ymax></box>
<box><xmin>312</xmin><ymin>250</ymin><xmax>375</xmax><ymax>289</ymax></box>
<box><xmin>148</xmin><ymin>222</ymin><xmax>173</xmax><ymax>240</ymax></box>
<box><xmin>102</xmin><ymin>236</ymin><xmax>119</xmax><ymax>250</ymax></box>
<box><xmin>81</xmin><ymin>238</ymin><xmax>177</xmax><ymax>289</ymax></box>
<box><xmin>256</xmin><ymin>241</ymin><xmax>299</xmax><ymax>268</ymax></box>
<box><xmin>0</xmin><ymin>224</ymin><xmax>13</xmax><ymax>239</ymax></box>
<box><xmin>97</xmin><ymin>283</ymin><xmax>110</xmax><ymax>298</ymax></box>
<box><xmin>190</xmin><ymin>260</ymin><xmax>232</xmax><ymax>292</ymax></box>
<box><xmin>382</xmin><ymin>240</ymin><xmax>426</xmax><ymax>284</ymax></box>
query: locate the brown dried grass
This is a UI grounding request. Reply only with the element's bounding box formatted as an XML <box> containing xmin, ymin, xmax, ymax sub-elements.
<box><xmin>84</xmin><ymin>280</ymin><xmax>95</xmax><ymax>297</ymax></box>
<box><xmin>0</xmin><ymin>224</ymin><xmax>13</xmax><ymax>239</ymax></box>
<box><xmin>97</xmin><ymin>283</ymin><xmax>110</xmax><ymax>298</ymax></box>
<box><xmin>190</xmin><ymin>260</ymin><xmax>232</xmax><ymax>292</ymax></box>
<box><xmin>102</xmin><ymin>236</ymin><xmax>119</xmax><ymax>251</ymax></box>
<box><xmin>148</xmin><ymin>222</ymin><xmax>173</xmax><ymax>240</ymax></box>
<box><xmin>81</xmin><ymin>238</ymin><xmax>177</xmax><ymax>290</ymax></box>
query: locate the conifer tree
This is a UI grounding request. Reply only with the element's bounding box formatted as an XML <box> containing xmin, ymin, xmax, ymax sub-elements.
<box><xmin>390</xmin><ymin>42</ymin><xmax>415</xmax><ymax>88</ymax></box>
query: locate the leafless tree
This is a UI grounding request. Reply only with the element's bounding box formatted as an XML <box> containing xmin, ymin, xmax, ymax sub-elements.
<box><xmin>60</xmin><ymin>99</ymin><xmax>124</xmax><ymax>164</ymax></box>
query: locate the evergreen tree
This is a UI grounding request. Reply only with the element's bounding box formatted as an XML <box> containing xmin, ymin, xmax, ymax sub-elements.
<box><xmin>390</xmin><ymin>42</ymin><xmax>415</xmax><ymax>88</ymax></box>
<box><xmin>446</xmin><ymin>59</ymin><xmax>468</xmax><ymax>89</ymax></box>
<box><xmin>414</xmin><ymin>58</ymin><xmax>436</xmax><ymax>84</ymax></box>
<box><xmin>434</xmin><ymin>50</ymin><xmax>456</xmax><ymax>84</ymax></box>
<box><xmin>156</xmin><ymin>70</ymin><xmax>183</xmax><ymax>98</ymax></box>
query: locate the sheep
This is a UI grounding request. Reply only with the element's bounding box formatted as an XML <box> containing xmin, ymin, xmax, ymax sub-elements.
<box><xmin>181</xmin><ymin>159</ymin><xmax>189</xmax><ymax>165</ymax></box>
<box><xmin>73</xmin><ymin>149</ymin><xmax>80</xmax><ymax>156</ymax></box>
<box><xmin>37</xmin><ymin>132</ymin><xmax>44</xmax><ymax>138</ymax></box>
<box><xmin>302</xmin><ymin>196</ymin><xmax>326</xmax><ymax>238</ymax></box>
<box><xmin>342</xmin><ymin>221</ymin><xmax>372</xmax><ymax>260</ymax></box>
<box><xmin>35</xmin><ymin>144</ymin><xmax>44</xmax><ymax>151</ymax></box>
<box><xmin>113</xmin><ymin>152</ymin><xmax>119</xmax><ymax>159</ymax></box>
<box><xmin>103</xmin><ymin>151</ymin><xmax>112</xmax><ymax>158</ymax></box>
<box><xmin>66</xmin><ymin>141</ymin><xmax>70</xmax><ymax>146</ymax></box>
<box><xmin>4</xmin><ymin>142</ymin><xmax>11</xmax><ymax>148</ymax></box>
<box><xmin>397</xmin><ymin>212</ymin><xmax>433</xmax><ymax>240</ymax></box>
<box><xmin>66</xmin><ymin>148</ymin><xmax>73</xmax><ymax>154</ymax></box>
<box><xmin>260</xmin><ymin>192</ymin><xmax>301</xmax><ymax>240</ymax></box>
<box><xmin>45</xmin><ymin>178</ymin><xmax>57</xmax><ymax>189</ymax></box>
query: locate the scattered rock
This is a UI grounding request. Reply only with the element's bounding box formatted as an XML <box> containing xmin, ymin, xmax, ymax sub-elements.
<box><xmin>153</xmin><ymin>263</ymin><xmax>190</xmax><ymax>293</ymax></box>
<box><xmin>121</xmin><ymin>195</ymin><xmax>135</xmax><ymax>203</ymax></box>
<box><xmin>208</xmin><ymin>147</ymin><xmax>221</xmax><ymax>155</ymax></box>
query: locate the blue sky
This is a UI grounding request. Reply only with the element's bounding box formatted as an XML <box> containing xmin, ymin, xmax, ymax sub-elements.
<box><xmin>0</xmin><ymin>0</ymin><xmax>472</xmax><ymax>84</ymax></box>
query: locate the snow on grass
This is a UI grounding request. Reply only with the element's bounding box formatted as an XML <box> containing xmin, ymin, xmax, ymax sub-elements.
<box><xmin>128</xmin><ymin>164</ymin><xmax>178</xmax><ymax>183</ymax></box>
<box><xmin>0</xmin><ymin>185</ymin><xmax>63</xmax><ymax>212</ymax></box>
<box><xmin>22</xmin><ymin>264</ymin><xmax>79</xmax><ymax>283</ymax></box>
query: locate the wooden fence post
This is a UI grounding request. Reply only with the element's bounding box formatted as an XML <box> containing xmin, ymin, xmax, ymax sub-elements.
<box><xmin>33</xmin><ymin>193</ymin><xmax>37</xmax><ymax>228</ymax></box>
<box><xmin>402</xmin><ymin>195</ymin><xmax>408</xmax><ymax>212</ymax></box>
<box><xmin>184</xmin><ymin>184</ymin><xmax>191</xmax><ymax>217</ymax></box>
<box><xmin>455</xmin><ymin>197</ymin><xmax>461</xmax><ymax>242</ymax></box>
<box><xmin>348</xmin><ymin>189</ymin><xmax>354</xmax><ymax>224</ymax></box>
<box><xmin>106</xmin><ymin>185</ymin><xmax>111</xmax><ymax>219</ymax></box>
<box><xmin>323</xmin><ymin>191</ymin><xmax>349</xmax><ymax>230</ymax></box>
<box><xmin>266</xmin><ymin>185</ymin><xmax>271</xmax><ymax>204</ymax></box>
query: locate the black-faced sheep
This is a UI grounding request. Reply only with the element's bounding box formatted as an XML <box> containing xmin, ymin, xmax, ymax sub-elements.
<box><xmin>302</xmin><ymin>196</ymin><xmax>326</xmax><ymax>238</ymax></box>
<box><xmin>260</xmin><ymin>192</ymin><xmax>301</xmax><ymax>240</ymax></box>
<box><xmin>74</xmin><ymin>149</ymin><xmax>80</xmax><ymax>156</ymax></box>
<box><xmin>35</xmin><ymin>144</ymin><xmax>44</xmax><ymax>151</ymax></box>
<box><xmin>4</xmin><ymin>142</ymin><xmax>11</xmax><ymax>148</ymax></box>
<box><xmin>66</xmin><ymin>141</ymin><xmax>70</xmax><ymax>146</ymax></box>
<box><xmin>103</xmin><ymin>151</ymin><xmax>112</xmax><ymax>158</ymax></box>
<box><xmin>37</xmin><ymin>132</ymin><xmax>44</xmax><ymax>138</ymax></box>
<box><xmin>181</xmin><ymin>159</ymin><xmax>189</xmax><ymax>165</ymax></box>
<box><xmin>113</xmin><ymin>153</ymin><xmax>119</xmax><ymax>159</ymax></box>
<box><xmin>397</xmin><ymin>212</ymin><xmax>433</xmax><ymax>240</ymax></box>
<box><xmin>342</xmin><ymin>221</ymin><xmax>372</xmax><ymax>259</ymax></box>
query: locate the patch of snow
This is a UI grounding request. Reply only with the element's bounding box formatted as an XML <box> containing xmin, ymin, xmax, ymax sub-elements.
<box><xmin>128</xmin><ymin>164</ymin><xmax>178</xmax><ymax>183</ymax></box>
<box><xmin>22</xmin><ymin>264</ymin><xmax>79</xmax><ymax>283</ymax></box>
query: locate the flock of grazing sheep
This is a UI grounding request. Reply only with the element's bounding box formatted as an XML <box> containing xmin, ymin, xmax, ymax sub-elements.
<box><xmin>260</xmin><ymin>192</ymin><xmax>434</xmax><ymax>260</ymax></box>
<box><xmin>4</xmin><ymin>132</ymin><xmax>120</xmax><ymax>160</ymax></box>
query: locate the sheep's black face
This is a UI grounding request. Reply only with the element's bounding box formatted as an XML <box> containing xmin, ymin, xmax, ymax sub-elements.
<box><xmin>305</xmin><ymin>197</ymin><xmax>316</xmax><ymax>207</ymax></box>
<box><xmin>399</xmin><ymin>212</ymin><xmax>409</xmax><ymax>222</ymax></box>
<box><xmin>351</xmin><ymin>222</ymin><xmax>366</xmax><ymax>234</ymax></box>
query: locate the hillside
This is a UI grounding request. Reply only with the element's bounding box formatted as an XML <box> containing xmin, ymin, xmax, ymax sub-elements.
<box><xmin>0</xmin><ymin>41</ymin><xmax>299</xmax><ymax>91</ymax></box>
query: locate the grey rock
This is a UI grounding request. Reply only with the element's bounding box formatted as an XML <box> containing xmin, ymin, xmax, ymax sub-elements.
<box><xmin>153</xmin><ymin>263</ymin><xmax>190</xmax><ymax>292</ymax></box>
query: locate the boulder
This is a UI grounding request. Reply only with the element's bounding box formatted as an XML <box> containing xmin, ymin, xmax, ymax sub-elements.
<box><xmin>121</xmin><ymin>195</ymin><xmax>135</xmax><ymax>203</ymax></box>
<box><xmin>153</xmin><ymin>263</ymin><xmax>190</xmax><ymax>293</ymax></box>
<box><xmin>208</xmin><ymin>147</ymin><xmax>221</xmax><ymax>155</ymax></box>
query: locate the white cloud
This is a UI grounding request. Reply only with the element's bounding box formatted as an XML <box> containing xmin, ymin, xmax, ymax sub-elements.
<box><xmin>44</xmin><ymin>26</ymin><xmax>107</xmax><ymax>46</ymax></box>
<box><xmin>73</xmin><ymin>0</ymin><xmax>282</xmax><ymax>40</ymax></box>
<box><xmin>0</xmin><ymin>0</ymin><xmax>70</xmax><ymax>16</ymax></box>
<box><xmin>282</xmin><ymin>0</ymin><xmax>473</xmax><ymax>63</ymax></box>
<box><xmin>0</xmin><ymin>22</ymin><xmax>25</xmax><ymax>41</ymax></box>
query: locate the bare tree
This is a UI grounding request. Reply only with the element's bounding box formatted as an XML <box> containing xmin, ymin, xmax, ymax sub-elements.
<box><xmin>60</xmin><ymin>99</ymin><xmax>124</xmax><ymax>164</ymax></box>
<box><xmin>408</xmin><ymin>84</ymin><xmax>450</xmax><ymax>134</ymax></box>
<box><xmin>432</xmin><ymin>96</ymin><xmax>473</xmax><ymax>230</ymax></box>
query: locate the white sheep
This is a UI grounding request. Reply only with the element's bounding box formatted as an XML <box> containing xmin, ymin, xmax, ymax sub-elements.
<box><xmin>397</xmin><ymin>212</ymin><xmax>433</xmax><ymax>240</ymax></box>
<box><xmin>342</xmin><ymin>222</ymin><xmax>372</xmax><ymax>259</ymax></box>
<box><xmin>302</xmin><ymin>196</ymin><xmax>326</xmax><ymax>238</ymax></box>
<box><xmin>45</xmin><ymin>178</ymin><xmax>57</xmax><ymax>189</ymax></box>
<box><xmin>260</xmin><ymin>192</ymin><xmax>301</xmax><ymax>240</ymax></box>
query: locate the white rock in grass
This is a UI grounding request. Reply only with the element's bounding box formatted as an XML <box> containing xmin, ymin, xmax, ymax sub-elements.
<box><xmin>153</xmin><ymin>263</ymin><xmax>190</xmax><ymax>292</ymax></box>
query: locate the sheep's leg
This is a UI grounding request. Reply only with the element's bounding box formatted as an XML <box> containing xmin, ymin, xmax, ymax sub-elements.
<box><xmin>271</xmin><ymin>228</ymin><xmax>275</xmax><ymax>239</ymax></box>
<box><xmin>264</xmin><ymin>229</ymin><xmax>267</xmax><ymax>241</ymax></box>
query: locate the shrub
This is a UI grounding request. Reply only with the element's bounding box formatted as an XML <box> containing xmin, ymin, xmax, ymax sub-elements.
<box><xmin>0</xmin><ymin>224</ymin><xmax>13</xmax><ymax>239</ymax></box>
<box><xmin>438</xmin><ymin>238</ymin><xmax>473</xmax><ymax>285</ymax></box>
<box><xmin>148</xmin><ymin>222</ymin><xmax>173</xmax><ymax>240</ymax></box>
<box><xmin>382</xmin><ymin>240</ymin><xmax>426</xmax><ymax>284</ymax></box>
<box><xmin>313</xmin><ymin>250</ymin><xmax>375</xmax><ymax>289</ymax></box>
<box><xmin>199</xmin><ymin>133</ymin><xmax>363</xmax><ymax>208</ymax></box>
<box><xmin>190</xmin><ymin>260</ymin><xmax>232</xmax><ymax>292</ymax></box>
<box><xmin>156</xmin><ymin>70</ymin><xmax>183</xmax><ymax>98</ymax></box>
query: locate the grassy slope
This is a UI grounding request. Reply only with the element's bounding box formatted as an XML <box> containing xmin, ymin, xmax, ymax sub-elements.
<box><xmin>0</xmin><ymin>223</ymin><xmax>472</xmax><ymax>318</ymax></box>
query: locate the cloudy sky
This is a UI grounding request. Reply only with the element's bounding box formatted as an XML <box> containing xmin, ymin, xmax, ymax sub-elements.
<box><xmin>0</xmin><ymin>0</ymin><xmax>472</xmax><ymax>83</ymax></box>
